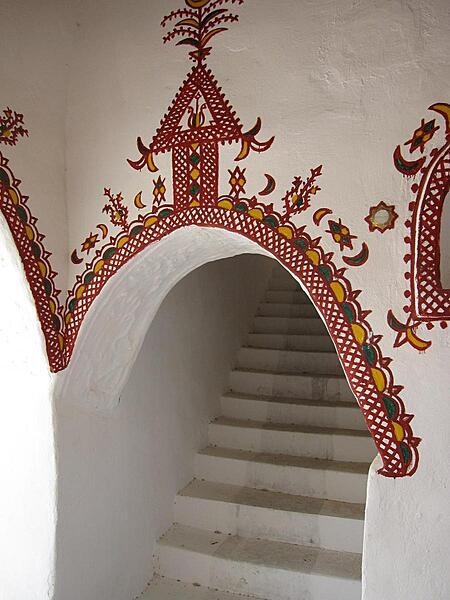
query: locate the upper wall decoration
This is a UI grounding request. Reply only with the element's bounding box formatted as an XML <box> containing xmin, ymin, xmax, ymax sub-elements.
<box><xmin>388</xmin><ymin>103</ymin><xmax>450</xmax><ymax>351</ymax></box>
<box><xmin>0</xmin><ymin>0</ymin><xmax>422</xmax><ymax>478</ymax></box>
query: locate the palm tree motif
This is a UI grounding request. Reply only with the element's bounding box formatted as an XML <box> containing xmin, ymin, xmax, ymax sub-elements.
<box><xmin>162</xmin><ymin>0</ymin><xmax>245</xmax><ymax>63</ymax></box>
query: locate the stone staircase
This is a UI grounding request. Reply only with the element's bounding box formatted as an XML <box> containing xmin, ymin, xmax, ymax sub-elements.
<box><xmin>141</xmin><ymin>265</ymin><xmax>375</xmax><ymax>600</ymax></box>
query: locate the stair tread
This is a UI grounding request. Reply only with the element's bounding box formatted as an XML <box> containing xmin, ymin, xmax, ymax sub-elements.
<box><xmin>241</xmin><ymin>345</ymin><xmax>337</xmax><ymax>356</ymax></box>
<box><xmin>141</xmin><ymin>576</ymin><xmax>267</xmax><ymax>600</ymax></box>
<box><xmin>254</xmin><ymin>315</ymin><xmax>323</xmax><ymax>321</ymax></box>
<box><xmin>198</xmin><ymin>446</ymin><xmax>371</xmax><ymax>474</ymax></box>
<box><xmin>212</xmin><ymin>416</ymin><xmax>370</xmax><ymax>438</ymax></box>
<box><xmin>159</xmin><ymin>524</ymin><xmax>361</xmax><ymax>580</ymax></box>
<box><xmin>222</xmin><ymin>391</ymin><xmax>358</xmax><ymax>410</ymax></box>
<box><xmin>179</xmin><ymin>479</ymin><xmax>365</xmax><ymax>520</ymax></box>
<box><xmin>231</xmin><ymin>367</ymin><xmax>345</xmax><ymax>379</ymax></box>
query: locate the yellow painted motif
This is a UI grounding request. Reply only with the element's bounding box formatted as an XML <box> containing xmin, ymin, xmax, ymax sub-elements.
<box><xmin>351</xmin><ymin>323</ymin><xmax>367</xmax><ymax>345</ymax></box>
<box><xmin>144</xmin><ymin>216</ymin><xmax>158</xmax><ymax>228</ymax></box>
<box><xmin>248</xmin><ymin>208</ymin><xmax>264</xmax><ymax>220</ymax></box>
<box><xmin>306</xmin><ymin>249</ymin><xmax>320</xmax><ymax>266</ymax></box>
<box><xmin>371</xmin><ymin>367</ymin><xmax>387</xmax><ymax>392</ymax></box>
<box><xmin>277</xmin><ymin>226</ymin><xmax>294</xmax><ymax>239</ymax></box>
<box><xmin>218</xmin><ymin>199</ymin><xmax>233</xmax><ymax>210</ymax></box>
<box><xmin>330</xmin><ymin>281</ymin><xmax>346</xmax><ymax>303</ymax></box>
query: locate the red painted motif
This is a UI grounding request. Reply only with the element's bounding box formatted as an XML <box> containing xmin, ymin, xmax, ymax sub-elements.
<box><xmin>0</xmin><ymin>0</ymin><xmax>421</xmax><ymax>478</ymax></box>
<box><xmin>389</xmin><ymin>103</ymin><xmax>450</xmax><ymax>350</ymax></box>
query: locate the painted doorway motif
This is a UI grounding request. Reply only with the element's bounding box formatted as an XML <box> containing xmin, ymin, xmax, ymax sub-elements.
<box><xmin>0</xmin><ymin>0</ymin><xmax>421</xmax><ymax>477</ymax></box>
<box><xmin>389</xmin><ymin>104</ymin><xmax>450</xmax><ymax>350</ymax></box>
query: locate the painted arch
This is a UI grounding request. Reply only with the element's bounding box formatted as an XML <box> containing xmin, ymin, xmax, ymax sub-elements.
<box><xmin>0</xmin><ymin>0</ymin><xmax>421</xmax><ymax>477</ymax></box>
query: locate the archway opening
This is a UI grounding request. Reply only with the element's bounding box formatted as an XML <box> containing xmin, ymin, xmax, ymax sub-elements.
<box><xmin>55</xmin><ymin>245</ymin><xmax>375</xmax><ymax>600</ymax></box>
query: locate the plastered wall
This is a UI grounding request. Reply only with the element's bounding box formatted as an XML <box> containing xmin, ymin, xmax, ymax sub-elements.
<box><xmin>1</xmin><ymin>1</ymin><xmax>450</xmax><ymax>599</ymax></box>
<box><xmin>54</xmin><ymin>254</ymin><xmax>273</xmax><ymax>600</ymax></box>
<box><xmin>0</xmin><ymin>214</ymin><xmax>56</xmax><ymax>600</ymax></box>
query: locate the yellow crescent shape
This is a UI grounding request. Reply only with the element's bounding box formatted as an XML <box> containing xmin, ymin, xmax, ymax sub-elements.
<box><xmin>134</xmin><ymin>191</ymin><xmax>146</xmax><ymax>210</ymax></box>
<box><xmin>235</xmin><ymin>139</ymin><xmax>250</xmax><ymax>162</ymax></box>
<box><xmin>313</xmin><ymin>207</ymin><xmax>333</xmax><ymax>226</ymax></box>
<box><xmin>406</xmin><ymin>326</ymin><xmax>432</xmax><ymax>352</ymax></box>
<box><xmin>429</xmin><ymin>103</ymin><xmax>450</xmax><ymax>134</ymax></box>
<box><xmin>146</xmin><ymin>151</ymin><xmax>158</xmax><ymax>173</ymax></box>
<box><xmin>96</xmin><ymin>223</ymin><xmax>108</xmax><ymax>239</ymax></box>
<box><xmin>186</xmin><ymin>0</ymin><xmax>210</xmax><ymax>8</ymax></box>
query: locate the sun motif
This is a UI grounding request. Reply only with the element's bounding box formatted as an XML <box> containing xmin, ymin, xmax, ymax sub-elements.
<box><xmin>365</xmin><ymin>201</ymin><xmax>398</xmax><ymax>233</ymax></box>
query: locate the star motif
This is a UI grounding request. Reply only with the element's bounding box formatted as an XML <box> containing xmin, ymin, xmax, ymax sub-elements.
<box><xmin>365</xmin><ymin>201</ymin><xmax>398</xmax><ymax>233</ymax></box>
<box><xmin>81</xmin><ymin>232</ymin><xmax>99</xmax><ymax>254</ymax></box>
<box><xmin>405</xmin><ymin>118</ymin><xmax>439</xmax><ymax>153</ymax></box>
<box><xmin>326</xmin><ymin>219</ymin><xmax>357</xmax><ymax>251</ymax></box>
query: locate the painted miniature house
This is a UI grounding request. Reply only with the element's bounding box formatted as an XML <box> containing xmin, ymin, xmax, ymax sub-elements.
<box><xmin>1</xmin><ymin>1</ymin><xmax>449</xmax><ymax>600</ymax></box>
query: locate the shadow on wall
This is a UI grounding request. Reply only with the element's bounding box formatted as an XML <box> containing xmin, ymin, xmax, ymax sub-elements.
<box><xmin>54</xmin><ymin>249</ymin><xmax>274</xmax><ymax>600</ymax></box>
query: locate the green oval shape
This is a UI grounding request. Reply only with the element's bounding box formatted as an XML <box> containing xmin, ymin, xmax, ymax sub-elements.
<box><xmin>52</xmin><ymin>314</ymin><xmax>61</xmax><ymax>332</ymax></box>
<box><xmin>69</xmin><ymin>298</ymin><xmax>77</xmax><ymax>312</ymax></box>
<box><xmin>319</xmin><ymin>265</ymin><xmax>333</xmax><ymax>282</ymax></box>
<box><xmin>158</xmin><ymin>208</ymin><xmax>173</xmax><ymax>219</ymax></box>
<box><xmin>130</xmin><ymin>225</ymin><xmax>144</xmax><ymax>238</ymax></box>
<box><xmin>341</xmin><ymin>302</ymin><xmax>356</xmax><ymax>323</ymax></box>
<box><xmin>294</xmin><ymin>238</ymin><xmax>308</xmax><ymax>251</ymax></box>
<box><xmin>263</xmin><ymin>215</ymin><xmax>278</xmax><ymax>228</ymax></box>
<box><xmin>43</xmin><ymin>278</ymin><xmax>53</xmax><ymax>297</ymax></box>
<box><xmin>235</xmin><ymin>202</ymin><xmax>248</xmax><ymax>212</ymax></box>
<box><xmin>0</xmin><ymin>168</ymin><xmax>11</xmax><ymax>186</ymax></box>
<box><xmin>103</xmin><ymin>248</ymin><xmax>116</xmax><ymax>260</ymax></box>
<box><xmin>382</xmin><ymin>396</ymin><xmax>398</xmax><ymax>419</ymax></box>
<box><xmin>362</xmin><ymin>343</ymin><xmax>377</xmax><ymax>366</ymax></box>
<box><xmin>84</xmin><ymin>271</ymin><xmax>95</xmax><ymax>285</ymax></box>
<box><xmin>400</xmin><ymin>442</ymin><xmax>412</xmax><ymax>465</ymax></box>
<box><xmin>15</xmin><ymin>205</ymin><xmax>28</xmax><ymax>223</ymax></box>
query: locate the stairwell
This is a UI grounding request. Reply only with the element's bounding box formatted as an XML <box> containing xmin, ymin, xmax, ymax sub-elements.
<box><xmin>141</xmin><ymin>264</ymin><xmax>376</xmax><ymax>600</ymax></box>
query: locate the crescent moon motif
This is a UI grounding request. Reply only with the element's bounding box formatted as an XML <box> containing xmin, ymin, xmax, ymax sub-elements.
<box><xmin>393</xmin><ymin>145</ymin><xmax>426</xmax><ymax>176</ymax></box>
<box><xmin>429</xmin><ymin>103</ymin><xmax>450</xmax><ymax>134</ymax></box>
<box><xmin>342</xmin><ymin>242</ymin><xmax>370</xmax><ymax>267</ymax></box>
<box><xmin>313</xmin><ymin>207</ymin><xmax>333</xmax><ymax>226</ymax></box>
<box><xmin>71</xmin><ymin>249</ymin><xmax>83</xmax><ymax>265</ymax></box>
<box><xmin>134</xmin><ymin>191</ymin><xmax>146</xmax><ymax>210</ymax></box>
<box><xmin>258</xmin><ymin>174</ymin><xmax>276</xmax><ymax>196</ymax></box>
<box><xmin>186</xmin><ymin>0</ymin><xmax>210</xmax><ymax>7</ymax></box>
<box><xmin>96</xmin><ymin>223</ymin><xmax>109</xmax><ymax>239</ymax></box>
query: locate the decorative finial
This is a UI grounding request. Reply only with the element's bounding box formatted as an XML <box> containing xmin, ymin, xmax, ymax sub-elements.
<box><xmin>161</xmin><ymin>0</ymin><xmax>245</xmax><ymax>63</ymax></box>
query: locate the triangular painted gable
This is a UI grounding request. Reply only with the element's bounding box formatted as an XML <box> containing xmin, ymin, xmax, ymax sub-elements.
<box><xmin>150</xmin><ymin>64</ymin><xmax>243</xmax><ymax>154</ymax></box>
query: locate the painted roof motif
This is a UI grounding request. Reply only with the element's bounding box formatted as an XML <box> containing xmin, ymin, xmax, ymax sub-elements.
<box><xmin>150</xmin><ymin>64</ymin><xmax>243</xmax><ymax>154</ymax></box>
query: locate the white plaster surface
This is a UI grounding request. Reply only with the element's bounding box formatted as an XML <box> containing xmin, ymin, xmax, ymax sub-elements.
<box><xmin>0</xmin><ymin>0</ymin><xmax>450</xmax><ymax>599</ymax></box>
<box><xmin>0</xmin><ymin>215</ymin><xmax>56</xmax><ymax>600</ymax></box>
<box><xmin>54</xmin><ymin>251</ymin><xmax>273</xmax><ymax>600</ymax></box>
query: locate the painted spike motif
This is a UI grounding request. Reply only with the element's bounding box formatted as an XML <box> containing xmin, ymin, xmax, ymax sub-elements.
<box><xmin>0</xmin><ymin>0</ymin><xmax>421</xmax><ymax>480</ymax></box>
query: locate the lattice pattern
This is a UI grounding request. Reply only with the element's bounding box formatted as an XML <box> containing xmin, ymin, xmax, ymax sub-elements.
<box><xmin>414</xmin><ymin>147</ymin><xmax>450</xmax><ymax>318</ymax></box>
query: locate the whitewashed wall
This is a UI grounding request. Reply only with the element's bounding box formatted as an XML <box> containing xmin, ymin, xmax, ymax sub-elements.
<box><xmin>1</xmin><ymin>1</ymin><xmax>449</xmax><ymax>599</ymax></box>
<box><xmin>54</xmin><ymin>253</ymin><xmax>273</xmax><ymax>600</ymax></box>
<box><xmin>0</xmin><ymin>215</ymin><xmax>56</xmax><ymax>600</ymax></box>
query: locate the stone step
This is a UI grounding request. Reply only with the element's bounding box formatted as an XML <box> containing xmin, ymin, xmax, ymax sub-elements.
<box><xmin>268</xmin><ymin>279</ymin><xmax>303</xmax><ymax>291</ymax></box>
<box><xmin>156</xmin><ymin>524</ymin><xmax>362</xmax><ymax>600</ymax></box>
<box><xmin>247</xmin><ymin>332</ymin><xmax>334</xmax><ymax>352</ymax></box>
<box><xmin>266</xmin><ymin>290</ymin><xmax>311</xmax><ymax>304</ymax></box>
<box><xmin>195</xmin><ymin>447</ymin><xmax>369</xmax><ymax>504</ymax></box>
<box><xmin>236</xmin><ymin>347</ymin><xmax>343</xmax><ymax>376</ymax></box>
<box><xmin>175</xmin><ymin>479</ymin><xmax>364</xmax><ymax>553</ymax></box>
<box><xmin>256</xmin><ymin>302</ymin><xmax>318</xmax><ymax>318</ymax></box>
<box><xmin>229</xmin><ymin>368</ymin><xmax>354</xmax><ymax>402</ymax></box>
<box><xmin>140</xmin><ymin>576</ymin><xmax>267</xmax><ymax>600</ymax></box>
<box><xmin>253</xmin><ymin>316</ymin><xmax>327</xmax><ymax>335</ymax></box>
<box><xmin>220</xmin><ymin>392</ymin><xmax>366</xmax><ymax>430</ymax></box>
<box><xmin>209</xmin><ymin>417</ymin><xmax>375</xmax><ymax>462</ymax></box>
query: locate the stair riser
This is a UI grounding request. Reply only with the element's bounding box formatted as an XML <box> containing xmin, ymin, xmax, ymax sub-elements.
<box><xmin>268</xmin><ymin>278</ymin><xmax>301</xmax><ymax>291</ymax></box>
<box><xmin>236</xmin><ymin>347</ymin><xmax>342</xmax><ymax>376</ymax></box>
<box><xmin>229</xmin><ymin>370</ymin><xmax>354</xmax><ymax>402</ymax></box>
<box><xmin>156</xmin><ymin>544</ymin><xmax>361</xmax><ymax>600</ymax></box>
<box><xmin>247</xmin><ymin>333</ymin><xmax>334</xmax><ymax>352</ymax></box>
<box><xmin>220</xmin><ymin>397</ymin><xmax>367</xmax><ymax>430</ymax></box>
<box><xmin>208</xmin><ymin>423</ymin><xmax>375</xmax><ymax>462</ymax></box>
<box><xmin>253</xmin><ymin>316</ymin><xmax>327</xmax><ymax>335</ymax></box>
<box><xmin>257</xmin><ymin>303</ymin><xmax>318</xmax><ymax>318</ymax></box>
<box><xmin>266</xmin><ymin>290</ymin><xmax>311</xmax><ymax>304</ymax></box>
<box><xmin>174</xmin><ymin>495</ymin><xmax>364</xmax><ymax>553</ymax></box>
<box><xmin>195</xmin><ymin>454</ymin><xmax>368</xmax><ymax>503</ymax></box>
